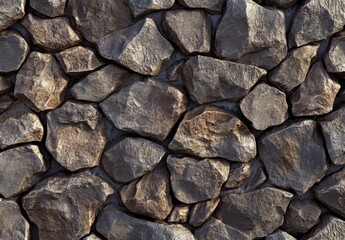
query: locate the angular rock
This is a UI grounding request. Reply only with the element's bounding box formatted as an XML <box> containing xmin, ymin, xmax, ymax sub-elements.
<box><xmin>215</xmin><ymin>0</ymin><xmax>287</xmax><ymax>69</ymax></box>
<box><xmin>83</xmin><ymin>234</ymin><xmax>102</xmax><ymax>240</ymax></box>
<box><xmin>305</xmin><ymin>215</ymin><xmax>345</xmax><ymax>239</ymax></box>
<box><xmin>46</xmin><ymin>101</ymin><xmax>107</xmax><ymax>171</ymax></box>
<box><xmin>290</xmin><ymin>62</ymin><xmax>340</xmax><ymax>116</ymax></box>
<box><xmin>102</xmin><ymin>137</ymin><xmax>166</xmax><ymax>183</ymax></box>
<box><xmin>0</xmin><ymin>145</ymin><xmax>47</xmax><ymax>198</ymax></box>
<box><xmin>30</xmin><ymin>0</ymin><xmax>67</xmax><ymax>17</ymax></box>
<box><xmin>183</xmin><ymin>55</ymin><xmax>266</xmax><ymax>104</ymax></box>
<box><xmin>259</xmin><ymin>120</ymin><xmax>328</xmax><ymax>195</ymax></box>
<box><xmin>282</xmin><ymin>199</ymin><xmax>321</xmax><ymax>234</ymax></box>
<box><xmin>289</xmin><ymin>0</ymin><xmax>345</xmax><ymax>47</ymax></box>
<box><xmin>21</xmin><ymin>14</ymin><xmax>80</xmax><ymax>51</ymax></box>
<box><xmin>128</xmin><ymin>0</ymin><xmax>175</xmax><ymax>18</ymax></box>
<box><xmin>324</xmin><ymin>33</ymin><xmax>345</xmax><ymax>74</ymax></box>
<box><xmin>240</xmin><ymin>83</ymin><xmax>288</xmax><ymax>130</ymax></box>
<box><xmin>167</xmin><ymin>156</ymin><xmax>229</xmax><ymax>204</ymax></box>
<box><xmin>167</xmin><ymin>206</ymin><xmax>189</xmax><ymax>223</ymax></box>
<box><xmin>119</xmin><ymin>166</ymin><xmax>173</xmax><ymax>220</ymax></box>
<box><xmin>215</xmin><ymin>188</ymin><xmax>293</xmax><ymax>238</ymax></box>
<box><xmin>163</xmin><ymin>10</ymin><xmax>211</xmax><ymax>55</ymax></box>
<box><xmin>23</xmin><ymin>172</ymin><xmax>114</xmax><ymax>240</ymax></box>
<box><xmin>101</xmin><ymin>78</ymin><xmax>187</xmax><ymax>141</ymax></box>
<box><xmin>168</xmin><ymin>60</ymin><xmax>185</xmax><ymax>83</ymax></box>
<box><xmin>178</xmin><ymin>0</ymin><xmax>226</xmax><ymax>13</ymax></box>
<box><xmin>269</xmin><ymin>44</ymin><xmax>319</xmax><ymax>92</ymax></box>
<box><xmin>0</xmin><ymin>95</ymin><xmax>12</xmax><ymax>113</ymax></box>
<box><xmin>0</xmin><ymin>31</ymin><xmax>29</xmax><ymax>73</ymax></box>
<box><xmin>97</xmin><ymin>18</ymin><xmax>174</xmax><ymax>76</ymax></box>
<box><xmin>67</xmin><ymin>0</ymin><xmax>133</xmax><ymax>43</ymax></box>
<box><xmin>241</xmin><ymin>166</ymin><xmax>267</xmax><ymax>192</ymax></box>
<box><xmin>0</xmin><ymin>199</ymin><xmax>30</xmax><ymax>240</ymax></box>
<box><xmin>97</xmin><ymin>204</ymin><xmax>194</xmax><ymax>240</ymax></box>
<box><xmin>265</xmin><ymin>0</ymin><xmax>299</xmax><ymax>8</ymax></box>
<box><xmin>0</xmin><ymin>0</ymin><xmax>26</xmax><ymax>31</ymax></box>
<box><xmin>0</xmin><ymin>75</ymin><xmax>14</xmax><ymax>94</ymax></box>
<box><xmin>188</xmin><ymin>198</ymin><xmax>220</xmax><ymax>227</ymax></box>
<box><xmin>225</xmin><ymin>162</ymin><xmax>252</xmax><ymax>189</ymax></box>
<box><xmin>169</xmin><ymin>105</ymin><xmax>256</xmax><ymax>162</ymax></box>
<box><xmin>0</xmin><ymin>101</ymin><xmax>43</xmax><ymax>149</ymax></box>
<box><xmin>71</xmin><ymin>65</ymin><xmax>129</xmax><ymax>102</ymax></box>
<box><xmin>56</xmin><ymin>46</ymin><xmax>103</xmax><ymax>75</ymax></box>
<box><xmin>266</xmin><ymin>231</ymin><xmax>296</xmax><ymax>240</ymax></box>
<box><xmin>15</xmin><ymin>51</ymin><xmax>69</xmax><ymax>112</ymax></box>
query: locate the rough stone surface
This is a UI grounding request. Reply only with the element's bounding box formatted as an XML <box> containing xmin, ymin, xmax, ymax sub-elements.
<box><xmin>240</xmin><ymin>83</ymin><xmax>288</xmax><ymax>130</ymax></box>
<box><xmin>0</xmin><ymin>75</ymin><xmax>14</xmax><ymax>94</ymax></box>
<box><xmin>97</xmin><ymin>18</ymin><xmax>174</xmax><ymax>76</ymax></box>
<box><xmin>215</xmin><ymin>0</ymin><xmax>287</xmax><ymax>69</ymax></box>
<box><xmin>167</xmin><ymin>206</ymin><xmax>189</xmax><ymax>223</ymax></box>
<box><xmin>241</xmin><ymin>166</ymin><xmax>267</xmax><ymax>192</ymax></box>
<box><xmin>30</xmin><ymin>0</ymin><xmax>67</xmax><ymax>17</ymax></box>
<box><xmin>225</xmin><ymin>162</ymin><xmax>252</xmax><ymax>189</ymax></box>
<box><xmin>169</xmin><ymin>105</ymin><xmax>256</xmax><ymax>162</ymax></box>
<box><xmin>0</xmin><ymin>199</ymin><xmax>30</xmax><ymax>240</ymax></box>
<box><xmin>215</xmin><ymin>188</ymin><xmax>293</xmax><ymax>238</ymax></box>
<box><xmin>167</xmin><ymin>156</ymin><xmax>229</xmax><ymax>204</ymax></box>
<box><xmin>163</xmin><ymin>10</ymin><xmax>211</xmax><ymax>55</ymax></box>
<box><xmin>83</xmin><ymin>234</ymin><xmax>102</xmax><ymax>240</ymax></box>
<box><xmin>304</xmin><ymin>215</ymin><xmax>345</xmax><ymax>240</ymax></box>
<box><xmin>128</xmin><ymin>0</ymin><xmax>175</xmax><ymax>18</ymax></box>
<box><xmin>15</xmin><ymin>51</ymin><xmax>69</xmax><ymax>112</ymax></box>
<box><xmin>290</xmin><ymin>62</ymin><xmax>340</xmax><ymax>116</ymax></box>
<box><xmin>259</xmin><ymin>120</ymin><xmax>328</xmax><ymax>195</ymax></box>
<box><xmin>178</xmin><ymin>0</ymin><xmax>226</xmax><ymax>13</ymax></box>
<box><xmin>0</xmin><ymin>31</ymin><xmax>29</xmax><ymax>73</ymax></box>
<box><xmin>266</xmin><ymin>231</ymin><xmax>296</xmax><ymax>240</ymax></box>
<box><xmin>101</xmin><ymin>78</ymin><xmax>187</xmax><ymax>141</ymax></box>
<box><xmin>289</xmin><ymin>0</ymin><xmax>345</xmax><ymax>47</ymax></box>
<box><xmin>0</xmin><ymin>95</ymin><xmax>13</xmax><ymax>113</ymax></box>
<box><xmin>0</xmin><ymin>101</ymin><xmax>43</xmax><ymax>149</ymax></box>
<box><xmin>102</xmin><ymin>137</ymin><xmax>166</xmax><ymax>183</ymax></box>
<box><xmin>324</xmin><ymin>33</ymin><xmax>345</xmax><ymax>74</ymax></box>
<box><xmin>183</xmin><ymin>55</ymin><xmax>266</xmax><ymax>104</ymax></box>
<box><xmin>46</xmin><ymin>101</ymin><xmax>107</xmax><ymax>171</ymax></box>
<box><xmin>96</xmin><ymin>204</ymin><xmax>195</xmax><ymax>240</ymax></box>
<box><xmin>0</xmin><ymin>0</ymin><xmax>26</xmax><ymax>31</ymax></box>
<box><xmin>21</xmin><ymin>14</ymin><xmax>80</xmax><ymax>51</ymax></box>
<box><xmin>23</xmin><ymin>172</ymin><xmax>114</xmax><ymax>240</ymax></box>
<box><xmin>188</xmin><ymin>198</ymin><xmax>220</xmax><ymax>227</ymax></box>
<box><xmin>269</xmin><ymin>44</ymin><xmax>319</xmax><ymax>92</ymax></box>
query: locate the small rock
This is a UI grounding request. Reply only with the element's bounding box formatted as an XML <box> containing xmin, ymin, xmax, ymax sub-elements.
<box><xmin>240</xmin><ymin>83</ymin><xmax>288</xmax><ymax>130</ymax></box>
<box><xmin>0</xmin><ymin>31</ymin><xmax>29</xmax><ymax>73</ymax></box>
<box><xmin>0</xmin><ymin>199</ymin><xmax>30</xmax><ymax>240</ymax></box>
<box><xmin>266</xmin><ymin>231</ymin><xmax>296</xmax><ymax>240</ymax></box>
<box><xmin>169</xmin><ymin>105</ymin><xmax>256</xmax><ymax>162</ymax></box>
<box><xmin>45</xmin><ymin>101</ymin><xmax>107</xmax><ymax>171</ymax></box>
<box><xmin>128</xmin><ymin>0</ymin><xmax>175</xmax><ymax>18</ymax></box>
<box><xmin>0</xmin><ymin>101</ymin><xmax>44</xmax><ymax>149</ymax></box>
<box><xmin>23</xmin><ymin>172</ymin><xmax>114</xmax><ymax>240</ymax></box>
<box><xmin>265</xmin><ymin>0</ymin><xmax>299</xmax><ymax>8</ymax></box>
<box><xmin>304</xmin><ymin>215</ymin><xmax>345</xmax><ymax>239</ymax></box>
<box><xmin>21</xmin><ymin>14</ymin><xmax>81</xmax><ymax>51</ymax></box>
<box><xmin>83</xmin><ymin>234</ymin><xmax>102</xmax><ymax>240</ymax></box>
<box><xmin>30</xmin><ymin>0</ymin><xmax>67</xmax><ymax>17</ymax></box>
<box><xmin>15</xmin><ymin>51</ymin><xmax>69</xmax><ymax>112</ymax></box>
<box><xmin>183</xmin><ymin>55</ymin><xmax>266</xmax><ymax>104</ymax></box>
<box><xmin>241</xmin><ymin>166</ymin><xmax>267</xmax><ymax>192</ymax></box>
<box><xmin>0</xmin><ymin>0</ymin><xmax>26</xmax><ymax>31</ymax></box>
<box><xmin>178</xmin><ymin>0</ymin><xmax>226</xmax><ymax>13</ymax></box>
<box><xmin>289</xmin><ymin>0</ymin><xmax>345</xmax><ymax>47</ymax></box>
<box><xmin>97</xmin><ymin>18</ymin><xmax>174</xmax><ymax>76</ymax></box>
<box><xmin>163</xmin><ymin>10</ymin><xmax>211</xmax><ymax>55</ymax></box>
<box><xmin>215</xmin><ymin>0</ymin><xmax>287</xmax><ymax>69</ymax></box>
<box><xmin>102</xmin><ymin>137</ymin><xmax>166</xmax><ymax>183</ymax></box>
<box><xmin>225</xmin><ymin>162</ymin><xmax>252</xmax><ymax>189</ymax></box>
<box><xmin>0</xmin><ymin>75</ymin><xmax>14</xmax><ymax>94</ymax></box>
<box><xmin>71</xmin><ymin>65</ymin><xmax>129</xmax><ymax>102</ymax></box>
<box><xmin>96</xmin><ymin>204</ymin><xmax>195</xmax><ymax>240</ymax></box>
<box><xmin>269</xmin><ymin>44</ymin><xmax>319</xmax><ymax>92</ymax></box>
<box><xmin>0</xmin><ymin>95</ymin><xmax>12</xmax><ymax>113</ymax></box>
<box><xmin>188</xmin><ymin>198</ymin><xmax>220</xmax><ymax>227</ymax></box>
<box><xmin>168</xmin><ymin>60</ymin><xmax>185</xmax><ymax>83</ymax></box>
<box><xmin>56</xmin><ymin>46</ymin><xmax>104</xmax><ymax>75</ymax></box>
<box><xmin>290</xmin><ymin>61</ymin><xmax>340</xmax><ymax>116</ymax></box>
<box><xmin>167</xmin><ymin>156</ymin><xmax>229</xmax><ymax>204</ymax></box>
<box><xmin>167</xmin><ymin>206</ymin><xmax>189</xmax><ymax>223</ymax></box>
<box><xmin>101</xmin><ymin>78</ymin><xmax>187</xmax><ymax>141</ymax></box>
<box><xmin>324</xmin><ymin>32</ymin><xmax>345</xmax><ymax>74</ymax></box>
<box><xmin>215</xmin><ymin>188</ymin><xmax>293</xmax><ymax>238</ymax></box>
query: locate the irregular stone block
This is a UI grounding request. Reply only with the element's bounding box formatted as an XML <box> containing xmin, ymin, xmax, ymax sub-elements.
<box><xmin>30</xmin><ymin>0</ymin><xmax>67</xmax><ymax>17</ymax></box>
<box><xmin>128</xmin><ymin>0</ymin><xmax>175</xmax><ymax>18</ymax></box>
<box><xmin>0</xmin><ymin>0</ymin><xmax>26</xmax><ymax>31</ymax></box>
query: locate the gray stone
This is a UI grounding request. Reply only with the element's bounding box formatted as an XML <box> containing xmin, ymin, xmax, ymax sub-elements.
<box><xmin>304</xmin><ymin>215</ymin><xmax>345</xmax><ymax>240</ymax></box>
<box><xmin>71</xmin><ymin>65</ymin><xmax>129</xmax><ymax>102</ymax></box>
<box><xmin>178</xmin><ymin>0</ymin><xmax>226</xmax><ymax>13</ymax></box>
<box><xmin>324</xmin><ymin>32</ymin><xmax>345</xmax><ymax>74</ymax></box>
<box><xmin>46</xmin><ymin>101</ymin><xmax>107</xmax><ymax>171</ymax></box>
<box><xmin>15</xmin><ymin>51</ymin><xmax>69</xmax><ymax>112</ymax></box>
<box><xmin>289</xmin><ymin>0</ymin><xmax>345</xmax><ymax>47</ymax></box>
<box><xmin>266</xmin><ymin>231</ymin><xmax>296</xmax><ymax>240</ymax></box>
<box><xmin>0</xmin><ymin>95</ymin><xmax>12</xmax><ymax>113</ymax></box>
<box><xmin>0</xmin><ymin>199</ymin><xmax>30</xmax><ymax>240</ymax></box>
<box><xmin>56</xmin><ymin>46</ymin><xmax>104</xmax><ymax>75</ymax></box>
<box><xmin>167</xmin><ymin>156</ymin><xmax>229</xmax><ymax>204</ymax></box>
<box><xmin>0</xmin><ymin>101</ymin><xmax>43</xmax><ymax>149</ymax></box>
<box><xmin>97</xmin><ymin>18</ymin><xmax>174</xmax><ymax>76</ymax></box>
<box><xmin>67</xmin><ymin>0</ymin><xmax>133</xmax><ymax>44</ymax></box>
<box><xmin>290</xmin><ymin>62</ymin><xmax>340</xmax><ymax>116</ymax></box>
<box><xmin>101</xmin><ymin>78</ymin><xmax>187</xmax><ymax>141</ymax></box>
<box><xmin>23</xmin><ymin>172</ymin><xmax>114</xmax><ymax>240</ymax></box>
<box><xmin>0</xmin><ymin>31</ymin><xmax>29</xmax><ymax>73</ymax></box>
<box><xmin>21</xmin><ymin>14</ymin><xmax>81</xmax><ymax>51</ymax></box>
<box><xmin>0</xmin><ymin>0</ymin><xmax>26</xmax><ymax>31</ymax></box>
<box><xmin>265</xmin><ymin>0</ymin><xmax>299</xmax><ymax>8</ymax></box>
<box><xmin>102</xmin><ymin>137</ymin><xmax>166</xmax><ymax>183</ymax></box>
<box><xmin>83</xmin><ymin>234</ymin><xmax>102</xmax><ymax>240</ymax></box>
<box><xmin>169</xmin><ymin>105</ymin><xmax>256</xmax><ymax>162</ymax></box>
<box><xmin>225</xmin><ymin>162</ymin><xmax>252</xmax><ymax>189</ymax></box>
<box><xmin>240</xmin><ymin>83</ymin><xmax>288</xmax><ymax>130</ymax></box>
<box><xmin>128</xmin><ymin>0</ymin><xmax>175</xmax><ymax>18</ymax></box>
<box><xmin>163</xmin><ymin>10</ymin><xmax>211</xmax><ymax>55</ymax></box>
<box><xmin>215</xmin><ymin>188</ymin><xmax>293</xmax><ymax>238</ymax></box>
<box><xmin>215</xmin><ymin>0</ymin><xmax>287</xmax><ymax>70</ymax></box>
<box><xmin>188</xmin><ymin>198</ymin><xmax>220</xmax><ymax>227</ymax></box>
<box><xmin>0</xmin><ymin>75</ymin><xmax>14</xmax><ymax>94</ymax></box>
<box><xmin>183</xmin><ymin>55</ymin><xmax>266</xmax><ymax>104</ymax></box>
<box><xmin>259</xmin><ymin>120</ymin><xmax>328</xmax><ymax>195</ymax></box>
<box><xmin>30</xmin><ymin>0</ymin><xmax>67</xmax><ymax>17</ymax></box>
<box><xmin>269</xmin><ymin>44</ymin><xmax>319</xmax><ymax>92</ymax></box>
<box><xmin>167</xmin><ymin>206</ymin><xmax>189</xmax><ymax>223</ymax></box>
<box><xmin>168</xmin><ymin>60</ymin><xmax>185</xmax><ymax>83</ymax></box>
<box><xmin>241</xmin><ymin>166</ymin><xmax>267</xmax><ymax>192</ymax></box>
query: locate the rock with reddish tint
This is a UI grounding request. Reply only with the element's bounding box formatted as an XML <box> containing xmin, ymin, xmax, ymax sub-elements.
<box><xmin>30</xmin><ymin>0</ymin><xmax>67</xmax><ymax>17</ymax></box>
<box><xmin>178</xmin><ymin>0</ymin><xmax>226</xmax><ymax>13</ymax></box>
<box><xmin>0</xmin><ymin>0</ymin><xmax>26</xmax><ymax>31</ymax></box>
<box><xmin>188</xmin><ymin>198</ymin><xmax>220</xmax><ymax>227</ymax></box>
<box><xmin>304</xmin><ymin>215</ymin><xmax>345</xmax><ymax>239</ymax></box>
<box><xmin>167</xmin><ymin>206</ymin><xmax>189</xmax><ymax>223</ymax></box>
<box><xmin>128</xmin><ymin>0</ymin><xmax>175</xmax><ymax>18</ymax></box>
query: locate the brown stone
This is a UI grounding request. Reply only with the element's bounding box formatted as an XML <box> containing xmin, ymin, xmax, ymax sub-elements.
<box><xmin>188</xmin><ymin>198</ymin><xmax>220</xmax><ymax>227</ymax></box>
<box><xmin>225</xmin><ymin>162</ymin><xmax>252</xmax><ymax>189</ymax></box>
<box><xmin>30</xmin><ymin>0</ymin><xmax>67</xmax><ymax>17</ymax></box>
<box><xmin>167</xmin><ymin>206</ymin><xmax>189</xmax><ymax>223</ymax></box>
<box><xmin>324</xmin><ymin>32</ymin><xmax>345</xmax><ymax>75</ymax></box>
<box><xmin>0</xmin><ymin>0</ymin><xmax>26</xmax><ymax>31</ymax></box>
